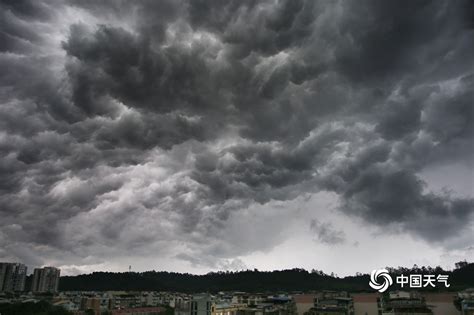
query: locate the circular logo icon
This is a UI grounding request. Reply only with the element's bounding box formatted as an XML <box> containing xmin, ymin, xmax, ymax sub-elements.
<box><xmin>369</xmin><ymin>269</ymin><xmax>393</xmax><ymax>293</ymax></box>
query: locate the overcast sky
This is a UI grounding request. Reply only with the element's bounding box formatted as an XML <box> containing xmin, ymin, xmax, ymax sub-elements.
<box><xmin>0</xmin><ymin>0</ymin><xmax>473</xmax><ymax>276</ymax></box>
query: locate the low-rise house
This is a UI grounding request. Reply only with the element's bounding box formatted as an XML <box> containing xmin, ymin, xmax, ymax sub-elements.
<box><xmin>422</xmin><ymin>293</ymin><xmax>460</xmax><ymax>315</ymax></box>
<box><xmin>381</xmin><ymin>291</ymin><xmax>432</xmax><ymax>315</ymax></box>
<box><xmin>352</xmin><ymin>293</ymin><xmax>381</xmax><ymax>315</ymax></box>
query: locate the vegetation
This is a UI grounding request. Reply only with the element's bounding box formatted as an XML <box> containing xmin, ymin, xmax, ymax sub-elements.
<box><xmin>58</xmin><ymin>262</ymin><xmax>474</xmax><ymax>292</ymax></box>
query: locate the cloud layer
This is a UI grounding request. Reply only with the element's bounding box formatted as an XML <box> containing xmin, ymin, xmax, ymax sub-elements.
<box><xmin>0</xmin><ymin>0</ymin><xmax>473</xmax><ymax>273</ymax></box>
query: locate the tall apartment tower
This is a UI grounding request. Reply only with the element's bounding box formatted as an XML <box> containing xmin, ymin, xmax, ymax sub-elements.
<box><xmin>0</xmin><ymin>262</ymin><xmax>27</xmax><ymax>292</ymax></box>
<box><xmin>31</xmin><ymin>267</ymin><xmax>60</xmax><ymax>293</ymax></box>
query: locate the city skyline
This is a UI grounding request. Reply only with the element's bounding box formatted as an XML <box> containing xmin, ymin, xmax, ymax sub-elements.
<box><xmin>0</xmin><ymin>0</ymin><xmax>473</xmax><ymax>277</ymax></box>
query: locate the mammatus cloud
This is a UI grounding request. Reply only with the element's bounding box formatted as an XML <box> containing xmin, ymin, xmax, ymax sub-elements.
<box><xmin>0</xmin><ymin>0</ymin><xmax>473</xmax><ymax>272</ymax></box>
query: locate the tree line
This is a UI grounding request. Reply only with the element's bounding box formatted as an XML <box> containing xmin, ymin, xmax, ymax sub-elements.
<box><xmin>55</xmin><ymin>262</ymin><xmax>474</xmax><ymax>292</ymax></box>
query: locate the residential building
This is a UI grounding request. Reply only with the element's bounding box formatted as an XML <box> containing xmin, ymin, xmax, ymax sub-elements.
<box><xmin>306</xmin><ymin>292</ymin><xmax>354</xmax><ymax>315</ymax></box>
<box><xmin>461</xmin><ymin>300</ymin><xmax>474</xmax><ymax>315</ymax></box>
<box><xmin>53</xmin><ymin>300</ymin><xmax>79</xmax><ymax>312</ymax></box>
<box><xmin>309</xmin><ymin>297</ymin><xmax>354</xmax><ymax>315</ymax></box>
<box><xmin>293</xmin><ymin>294</ymin><xmax>317</xmax><ymax>315</ymax></box>
<box><xmin>0</xmin><ymin>262</ymin><xmax>27</xmax><ymax>292</ymax></box>
<box><xmin>141</xmin><ymin>292</ymin><xmax>161</xmax><ymax>307</ymax></box>
<box><xmin>80</xmin><ymin>297</ymin><xmax>101</xmax><ymax>315</ymax></box>
<box><xmin>110</xmin><ymin>292</ymin><xmax>141</xmax><ymax>309</ymax></box>
<box><xmin>458</xmin><ymin>289</ymin><xmax>474</xmax><ymax>315</ymax></box>
<box><xmin>212</xmin><ymin>303</ymin><xmax>244</xmax><ymax>315</ymax></box>
<box><xmin>351</xmin><ymin>293</ymin><xmax>381</xmax><ymax>315</ymax></box>
<box><xmin>422</xmin><ymin>293</ymin><xmax>460</xmax><ymax>315</ymax></box>
<box><xmin>31</xmin><ymin>267</ymin><xmax>60</xmax><ymax>293</ymax></box>
<box><xmin>232</xmin><ymin>293</ymin><xmax>267</xmax><ymax>306</ymax></box>
<box><xmin>191</xmin><ymin>294</ymin><xmax>214</xmax><ymax>315</ymax></box>
<box><xmin>381</xmin><ymin>291</ymin><xmax>432</xmax><ymax>315</ymax></box>
<box><xmin>110</xmin><ymin>306</ymin><xmax>166</xmax><ymax>315</ymax></box>
<box><xmin>175</xmin><ymin>296</ymin><xmax>191</xmax><ymax>315</ymax></box>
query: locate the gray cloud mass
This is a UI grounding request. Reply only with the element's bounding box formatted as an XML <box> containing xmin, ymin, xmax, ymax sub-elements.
<box><xmin>0</xmin><ymin>0</ymin><xmax>473</xmax><ymax>272</ymax></box>
<box><xmin>310</xmin><ymin>219</ymin><xmax>346</xmax><ymax>245</ymax></box>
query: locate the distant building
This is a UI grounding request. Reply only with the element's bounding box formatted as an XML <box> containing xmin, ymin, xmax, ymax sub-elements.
<box><xmin>306</xmin><ymin>292</ymin><xmax>354</xmax><ymax>315</ymax></box>
<box><xmin>213</xmin><ymin>295</ymin><xmax>295</xmax><ymax>315</ymax></box>
<box><xmin>232</xmin><ymin>293</ymin><xmax>266</xmax><ymax>306</ymax></box>
<box><xmin>191</xmin><ymin>294</ymin><xmax>214</xmax><ymax>315</ymax></box>
<box><xmin>31</xmin><ymin>266</ymin><xmax>60</xmax><ymax>293</ymax></box>
<box><xmin>352</xmin><ymin>293</ymin><xmax>381</xmax><ymax>315</ymax></box>
<box><xmin>422</xmin><ymin>293</ymin><xmax>460</xmax><ymax>315</ymax></box>
<box><xmin>141</xmin><ymin>292</ymin><xmax>161</xmax><ymax>307</ymax></box>
<box><xmin>461</xmin><ymin>300</ymin><xmax>474</xmax><ymax>315</ymax></box>
<box><xmin>458</xmin><ymin>289</ymin><xmax>474</xmax><ymax>315</ymax></box>
<box><xmin>382</xmin><ymin>291</ymin><xmax>433</xmax><ymax>315</ymax></box>
<box><xmin>53</xmin><ymin>300</ymin><xmax>79</xmax><ymax>312</ymax></box>
<box><xmin>175</xmin><ymin>295</ymin><xmax>191</xmax><ymax>315</ymax></box>
<box><xmin>293</xmin><ymin>294</ymin><xmax>317</xmax><ymax>315</ymax></box>
<box><xmin>110</xmin><ymin>306</ymin><xmax>166</xmax><ymax>315</ymax></box>
<box><xmin>213</xmin><ymin>303</ymin><xmax>243</xmax><ymax>315</ymax></box>
<box><xmin>309</xmin><ymin>298</ymin><xmax>354</xmax><ymax>315</ymax></box>
<box><xmin>109</xmin><ymin>292</ymin><xmax>141</xmax><ymax>309</ymax></box>
<box><xmin>80</xmin><ymin>297</ymin><xmax>101</xmax><ymax>315</ymax></box>
<box><xmin>0</xmin><ymin>262</ymin><xmax>27</xmax><ymax>292</ymax></box>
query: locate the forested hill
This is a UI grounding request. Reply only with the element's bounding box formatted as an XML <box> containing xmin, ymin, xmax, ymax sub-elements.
<box><xmin>58</xmin><ymin>263</ymin><xmax>474</xmax><ymax>292</ymax></box>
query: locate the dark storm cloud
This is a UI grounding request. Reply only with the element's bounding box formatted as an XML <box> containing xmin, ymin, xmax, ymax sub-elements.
<box><xmin>0</xmin><ymin>0</ymin><xmax>473</xmax><ymax>269</ymax></box>
<box><xmin>310</xmin><ymin>219</ymin><xmax>346</xmax><ymax>245</ymax></box>
<box><xmin>188</xmin><ymin>0</ymin><xmax>315</xmax><ymax>57</ymax></box>
<box><xmin>340</xmin><ymin>167</ymin><xmax>473</xmax><ymax>241</ymax></box>
<box><xmin>334</xmin><ymin>1</ymin><xmax>470</xmax><ymax>83</ymax></box>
